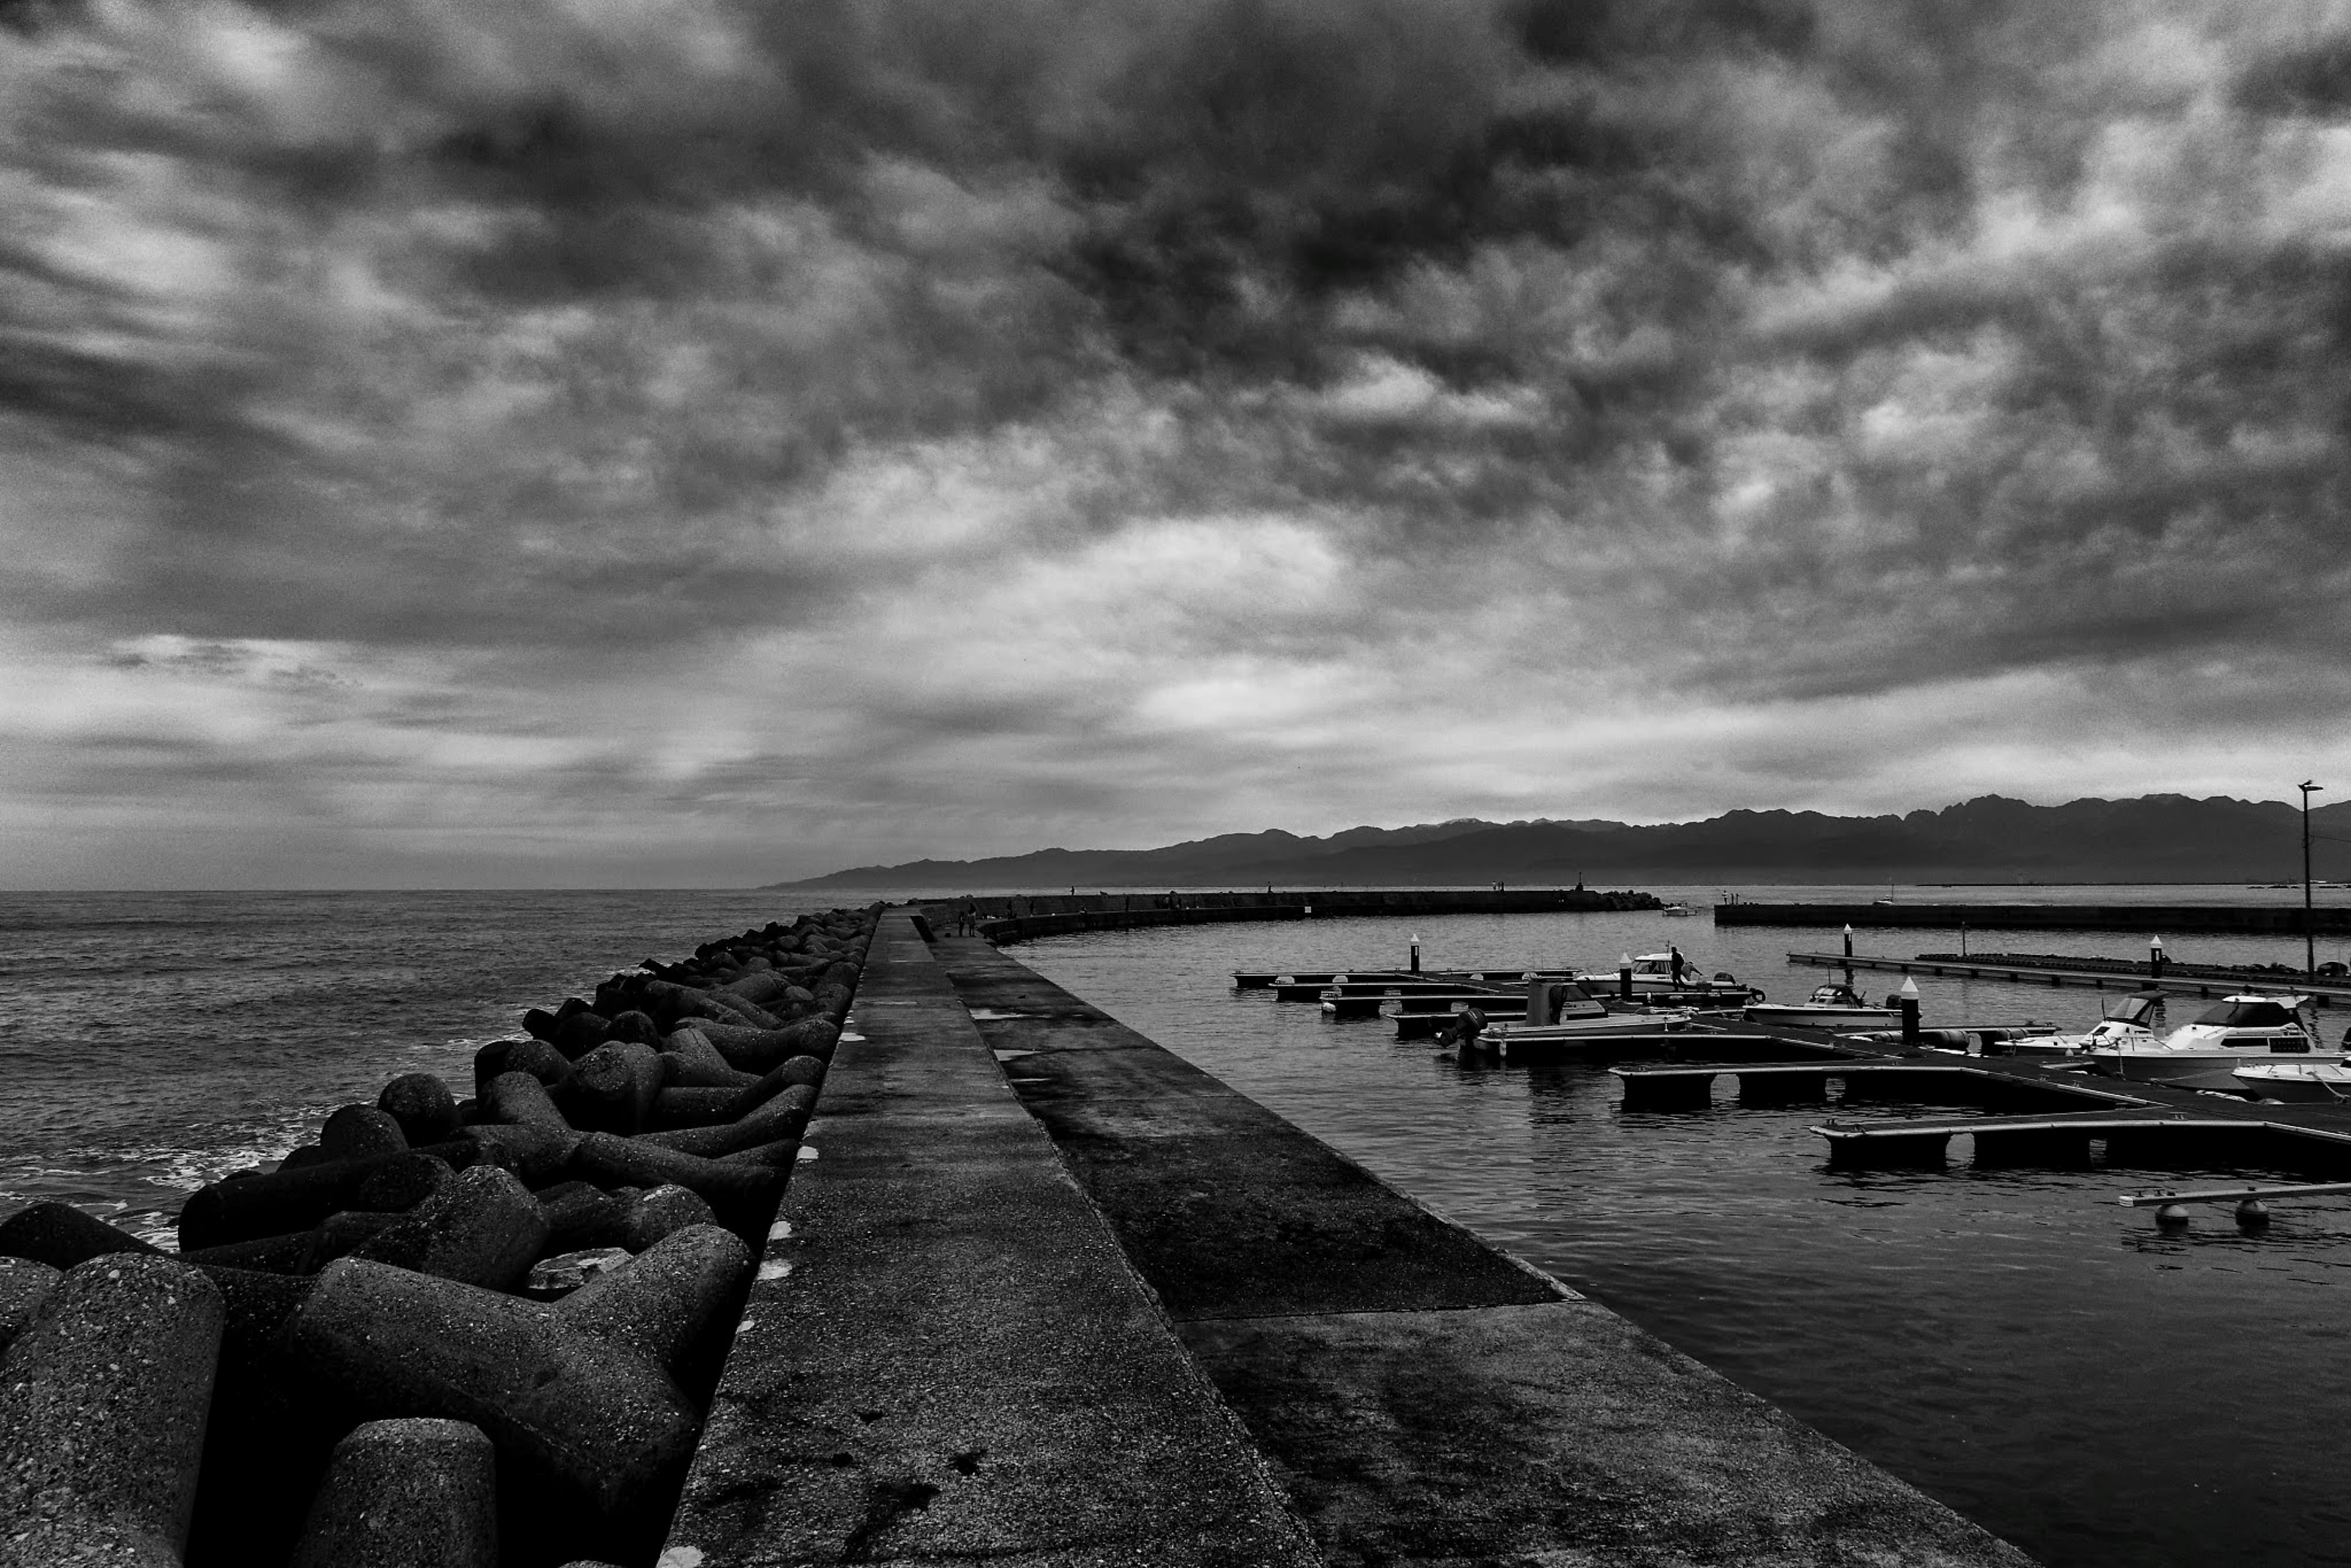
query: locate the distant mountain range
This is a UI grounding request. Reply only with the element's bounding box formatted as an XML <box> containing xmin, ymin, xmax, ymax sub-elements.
<box><xmin>770</xmin><ymin>795</ymin><xmax>2351</xmax><ymax>890</ymax></box>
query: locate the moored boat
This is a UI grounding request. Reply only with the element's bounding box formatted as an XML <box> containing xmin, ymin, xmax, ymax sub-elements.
<box><xmin>1575</xmin><ymin>951</ymin><xmax>1761</xmax><ymax>1005</ymax></box>
<box><xmin>1473</xmin><ymin>980</ymin><xmax>1692</xmax><ymax>1055</ymax></box>
<box><xmin>2231</xmin><ymin>1060</ymin><xmax>2351</xmax><ymax>1103</ymax></box>
<box><xmin>2088</xmin><ymin>994</ymin><xmax>2335</xmax><ymax>1081</ymax></box>
<box><xmin>1744</xmin><ymin>983</ymin><xmax>1898</xmax><ymax>1032</ymax></box>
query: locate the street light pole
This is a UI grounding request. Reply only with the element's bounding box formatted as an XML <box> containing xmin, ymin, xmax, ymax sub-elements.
<box><xmin>2301</xmin><ymin>781</ymin><xmax>2323</xmax><ymax>980</ymax></box>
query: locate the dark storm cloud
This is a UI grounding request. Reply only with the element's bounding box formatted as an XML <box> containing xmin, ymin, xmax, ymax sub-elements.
<box><xmin>6</xmin><ymin>0</ymin><xmax>2351</xmax><ymax>882</ymax></box>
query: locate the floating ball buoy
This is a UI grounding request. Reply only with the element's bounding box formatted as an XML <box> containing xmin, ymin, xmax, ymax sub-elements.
<box><xmin>2236</xmin><ymin>1198</ymin><xmax>2271</xmax><ymax>1228</ymax></box>
<box><xmin>2155</xmin><ymin>1204</ymin><xmax>2192</xmax><ymax>1229</ymax></box>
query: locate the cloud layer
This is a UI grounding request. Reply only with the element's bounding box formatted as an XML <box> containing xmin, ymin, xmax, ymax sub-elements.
<box><xmin>6</xmin><ymin>0</ymin><xmax>2351</xmax><ymax>884</ymax></box>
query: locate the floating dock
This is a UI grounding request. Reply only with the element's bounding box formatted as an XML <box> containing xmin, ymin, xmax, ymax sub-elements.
<box><xmin>1612</xmin><ymin>1057</ymin><xmax>2147</xmax><ymax>1114</ymax></box>
<box><xmin>1790</xmin><ymin>950</ymin><xmax>2351</xmax><ymax>1008</ymax></box>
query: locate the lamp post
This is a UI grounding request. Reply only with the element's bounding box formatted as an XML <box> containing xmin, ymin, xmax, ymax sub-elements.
<box><xmin>2302</xmin><ymin>781</ymin><xmax>2324</xmax><ymax>981</ymax></box>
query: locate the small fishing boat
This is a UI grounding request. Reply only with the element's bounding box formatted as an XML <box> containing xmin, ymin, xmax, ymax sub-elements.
<box><xmin>1575</xmin><ymin>951</ymin><xmax>1761</xmax><ymax>1005</ymax></box>
<box><xmin>1995</xmin><ymin>993</ymin><xmax>2163</xmax><ymax>1059</ymax></box>
<box><xmin>2231</xmin><ymin>1061</ymin><xmax>2351</xmax><ymax>1103</ymax></box>
<box><xmin>1744</xmin><ymin>983</ymin><xmax>1897</xmax><ymax>1032</ymax></box>
<box><xmin>2088</xmin><ymin>994</ymin><xmax>2332</xmax><ymax>1081</ymax></box>
<box><xmin>1472</xmin><ymin>981</ymin><xmax>1691</xmax><ymax>1054</ymax></box>
<box><xmin>1660</xmin><ymin>903</ymin><xmax>1696</xmax><ymax>918</ymax></box>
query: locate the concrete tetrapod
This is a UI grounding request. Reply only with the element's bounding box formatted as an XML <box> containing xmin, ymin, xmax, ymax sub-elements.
<box><xmin>700</xmin><ymin>1017</ymin><xmax>838</xmax><ymax>1072</ymax></box>
<box><xmin>351</xmin><ymin>1165</ymin><xmax>553</xmax><ymax>1292</ymax></box>
<box><xmin>0</xmin><ymin>1258</ymin><xmax>59</xmax><ymax>1359</ymax></box>
<box><xmin>558</xmin><ymin>1042</ymin><xmax>664</xmax><ymax>1136</ymax></box>
<box><xmin>557</xmin><ymin>1223</ymin><xmax>751</xmax><ymax>1383</ymax></box>
<box><xmin>178</xmin><ymin>1142</ymin><xmax>476</xmax><ymax>1251</ymax></box>
<box><xmin>722</xmin><ymin>1056</ymin><xmax>826</xmax><ymax>1119</ymax></box>
<box><xmin>0</xmin><ymin>1199</ymin><xmax>163</xmax><ymax>1269</ymax></box>
<box><xmin>321</xmin><ymin>1105</ymin><xmax>410</xmax><ymax>1161</ymax></box>
<box><xmin>635</xmin><ymin>1085</ymin><xmax>814</xmax><ymax>1161</ymax></box>
<box><xmin>475</xmin><ymin>1038</ymin><xmax>574</xmax><ymax>1099</ymax></box>
<box><xmin>620</xmin><ymin>1186</ymin><xmax>718</xmax><ymax>1254</ymax></box>
<box><xmin>0</xmin><ymin>1253</ymin><xmax>225</xmax><ymax>1566</ymax></box>
<box><xmin>378</xmin><ymin>1073</ymin><xmax>463</xmax><ymax>1147</ymax></box>
<box><xmin>659</xmin><ymin>1028</ymin><xmax>754</xmax><ymax>1089</ymax></box>
<box><xmin>650</xmin><ymin>1086</ymin><xmax>740</xmax><ymax>1128</ymax></box>
<box><xmin>484</xmin><ymin>1070</ymin><xmax>574</xmax><ymax>1133</ymax></box>
<box><xmin>290</xmin><ymin>1418</ymin><xmax>499</xmax><ymax>1568</ymax></box>
<box><xmin>457</xmin><ymin>1122</ymin><xmax>580</xmax><ymax>1188</ymax></box>
<box><xmin>353</xmin><ymin>1149</ymin><xmax>459</xmax><ymax>1213</ymax></box>
<box><xmin>287</xmin><ymin>1258</ymin><xmax>701</xmax><ymax>1555</ymax></box>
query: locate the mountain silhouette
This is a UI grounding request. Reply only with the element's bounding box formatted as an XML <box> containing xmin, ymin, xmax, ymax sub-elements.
<box><xmin>773</xmin><ymin>795</ymin><xmax>2351</xmax><ymax>890</ymax></box>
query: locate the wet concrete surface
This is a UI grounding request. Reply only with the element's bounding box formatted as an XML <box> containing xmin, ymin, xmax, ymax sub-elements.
<box><xmin>664</xmin><ymin>915</ymin><xmax>1319</xmax><ymax>1567</ymax></box>
<box><xmin>935</xmin><ymin>936</ymin><xmax>2038</xmax><ymax>1567</ymax></box>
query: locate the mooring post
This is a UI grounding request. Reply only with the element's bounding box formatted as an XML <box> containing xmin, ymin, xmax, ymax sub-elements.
<box><xmin>1899</xmin><ymin>977</ymin><xmax>1921</xmax><ymax>1050</ymax></box>
<box><xmin>1409</xmin><ymin>933</ymin><xmax>1421</xmax><ymax>974</ymax></box>
<box><xmin>2150</xmin><ymin>935</ymin><xmax>2164</xmax><ymax>981</ymax></box>
<box><xmin>1618</xmin><ymin>954</ymin><xmax>1633</xmax><ymax>1001</ymax></box>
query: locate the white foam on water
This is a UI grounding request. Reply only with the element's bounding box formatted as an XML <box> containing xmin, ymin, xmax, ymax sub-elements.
<box><xmin>966</xmin><ymin>1008</ymin><xmax>1031</xmax><ymax>1021</ymax></box>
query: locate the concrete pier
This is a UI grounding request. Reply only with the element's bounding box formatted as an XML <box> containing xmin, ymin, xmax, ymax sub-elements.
<box><xmin>664</xmin><ymin>914</ymin><xmax>1319</xmax><ymax>1565</ymax></box>
<box><xmin>940</xmin><ymin>932</ymin><xmax>2034</xmax><ymax>1563</ymax></box>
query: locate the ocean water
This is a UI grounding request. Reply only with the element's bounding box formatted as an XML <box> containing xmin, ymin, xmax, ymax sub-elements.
<box><xmin>7</xmin><ymin>884</ymin><xmax>2350</xmax><ymax>1566</ymax></box>
<box><xmin>0</xmin><ymin>890</ymin><xmax>826</xmax><ymax>1244</ymax></box>
<box><xmin>1011</xmin><ymin>890</ymin><xmax>2351</xmax><ymax>1568</ymax></box>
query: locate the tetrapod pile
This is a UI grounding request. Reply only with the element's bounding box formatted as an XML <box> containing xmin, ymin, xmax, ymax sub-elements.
<box><xmin>0</xmin><ymin>906</ymin><xmax>878</xmax><ymax>1568</ymax></box>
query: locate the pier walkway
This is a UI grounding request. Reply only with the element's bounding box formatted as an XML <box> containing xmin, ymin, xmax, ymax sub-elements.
<box><xmin>935</xmin><ymin>932</ymin><xmax>2033</xmax><ymax>1564</ymax></box>
<box><xmin>665</xmin><ymin>912</ymin><xmax>1319</xmax><ymax>1565</ymax></box>
<box><xmin>671</xmin><ymin>911</ymin><xmax>2033</xmax><ymax>1564</ymax></box>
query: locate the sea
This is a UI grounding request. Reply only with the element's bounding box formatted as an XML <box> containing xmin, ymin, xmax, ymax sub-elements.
<box><xmin>5</xmin><ymin>883</ymin><xmax>2350</xmax><ymax>1566</ymax></box>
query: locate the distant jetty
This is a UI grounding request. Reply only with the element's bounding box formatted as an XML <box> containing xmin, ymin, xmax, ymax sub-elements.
<box><xmin>1717</xmin><ymin>901</ymin><xmax>2351</xmax><ymax>935</ymax></box>
<box><xmin>913</xmin><ymin>887</ymin><xmax>1662</xmax><ymax>945</ymax></box>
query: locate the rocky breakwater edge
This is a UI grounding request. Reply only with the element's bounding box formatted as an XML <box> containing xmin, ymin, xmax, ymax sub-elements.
<box><xmin>0</xmin><ymin>906</ymin><xmax>879</xmax><ymax>1568</ymax></box>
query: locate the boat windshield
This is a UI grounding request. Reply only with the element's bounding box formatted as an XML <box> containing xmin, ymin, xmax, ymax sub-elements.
<box><xmin>1808</xmin><ymin>986</ymin><xmax>1864</xmax><ymax>1007</ymax></box>
<box><xmin>2191</xmin><ymin>999</ymin><xmax>2298</xmax><ymax>1029</ymax></box>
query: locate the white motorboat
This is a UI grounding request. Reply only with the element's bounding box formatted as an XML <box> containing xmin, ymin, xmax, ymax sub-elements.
<box><xmin>1997</xmin><ymin>993</ymin><xmax>2162</xmax><ymax>1059</ymax></box>
<box><xmin>1660</xmin><ymin>903</ymin><xmax>1696</xmax><ymax>917</ymax></box>
<box><xmin>1575</xmin><ymin>951</ymin><xmax>1761</xmax><ymax>1005</ymax></box>
<box><xmin>1744</xmin><ymin>983</ymin><xmax>1899</xmax><ymax>1032</ymax></box>
<box><xmin>2232</xmin><ymin>1061</ymin><xmax>2351</xmax><ymax>1104</ymax></box>
<box><xmin>1474</xmin><ymin>980</ymin><xmax>1690</xmax><ymax>1054</ymax></box>
<box><xmin>2088</xmin><ymin>994</ymin><xmax>2333</xmax><ymax>1081</ymax></box>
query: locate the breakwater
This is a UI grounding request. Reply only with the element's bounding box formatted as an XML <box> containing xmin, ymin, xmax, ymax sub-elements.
<box><xmin>0</xmin><ymin>907</ymin><xmax>876</xmax><ymax>1568</ymax></box>
<box><xmin>910</xmin><ymin>925</ymin><xmax>2033</xmax><ymax>1565</ymax></box>
<box><xmin>1717</xmin><ymin>901</ymin><xmax>2351</xmax><ymax>934</ymax></box>
<box><xmin>920</xmin><ymin>885</ymin><xmax>1661</xmax><ymax>945</ymax></box>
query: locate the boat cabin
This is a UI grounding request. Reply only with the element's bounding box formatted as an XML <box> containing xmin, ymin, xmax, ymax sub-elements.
<box><xmin>1807</xmin><ymin>983</ymin><xmax>1868</xmax><ymax>1008</ymax></box>
<box><xmin>2190</xmin><ymin>997</ymin><xmax>2300</xmax><ymax>1032</ymax></box>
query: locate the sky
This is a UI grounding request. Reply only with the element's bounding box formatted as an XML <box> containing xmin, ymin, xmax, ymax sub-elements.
<box><xmin>6</xmin><ymin>0</ymin><xmax>2351</xmax><ymax>887</ymax></box>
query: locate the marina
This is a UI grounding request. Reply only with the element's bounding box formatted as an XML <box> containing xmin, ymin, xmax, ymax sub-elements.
<box><xmin>1016</xmin><ymin>897</ymin><xmax>2351</xmax><ymax>1568</ymax></box>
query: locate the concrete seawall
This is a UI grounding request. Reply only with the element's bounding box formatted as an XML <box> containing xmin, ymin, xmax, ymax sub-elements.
<box><xmin>918</xmin><ymin>886</ymin><xmax>1663</xmax><ymax>945</ymax></box>
<box><xmin>677</xmin><ymin>910</ymin><xmax>2036</xmax><ymax>1566</ymax></box>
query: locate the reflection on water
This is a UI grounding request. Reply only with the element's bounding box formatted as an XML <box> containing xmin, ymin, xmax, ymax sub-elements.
<box><xmin>1018</xmin><ymin>906</ymin><xmax>2351</xmax><ymax>1568</ymax></box>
